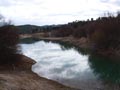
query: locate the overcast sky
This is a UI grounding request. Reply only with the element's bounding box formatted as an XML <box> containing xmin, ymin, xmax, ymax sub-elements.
<box><xmin>0</xmin><ymin>0</ymin><xmax>120</xmax><ymax>26</ymax></box>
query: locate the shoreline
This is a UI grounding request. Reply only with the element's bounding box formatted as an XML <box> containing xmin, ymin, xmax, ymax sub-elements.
<box><xmin>21</xmin><ymin>33</ymin><xmax>120</xmax><ymax>60</ymax></box>
<box><xmin>18</xmin><ymin>34</ymin><xmax>120</xmax><ymax>90</ymax></box>
<box><xmin>20</xmin><ymin>33</ymin><xmax>90</xmax><ymax>49</ymax></box>
<box><xmin>0</xmin><ymin>54</ymin><xmax>79</xmax><ymax>90</ymax></box>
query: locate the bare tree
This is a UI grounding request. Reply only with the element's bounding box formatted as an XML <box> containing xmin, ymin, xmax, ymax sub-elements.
<box><xmin>0</xmin><ymin>14</ymin><xmax>21</xmax><ymax>64</ymax></box>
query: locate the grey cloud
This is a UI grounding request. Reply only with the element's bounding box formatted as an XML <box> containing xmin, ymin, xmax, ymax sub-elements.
<box><xmin>0</xmin><ymin>0</ymin><xmax>13</xmax><ymax>7</ymax></box>
<box><xmin>100</xmin><ymin>0</ymin><xmax>120</xmax><ymax>6</ymax></box>
<box><xmin>100</xmin><ymin>0</ymin><xmax>110</xmax><ymax>3</ymax></box>
<box><xmin>47</xmin><ymin>10</ymin><xmax>92</xmax><ymax>17</ymax></box>
<box><xmin>0</xmin><ymin>0</ymin><xmax>24</xmax><ymax>7</ymax></box>
<box><xmin>114</xmin><ymin>1</ymin><xmax>120</xmax><ymax>6</ymax></box>
<box><xmin>47</xmin><ymin>13</ymin><xmax>80</xmax><ymax>17</ymax></box>
<box><xmin>1</xmin><ymin>0</ymin><xmax>120</xmax><ymax>26</ymax></box>
<box><xmin>0</xmin><ymin>0</ymin><xmax>45</xmax><ymax>7</ymax></box>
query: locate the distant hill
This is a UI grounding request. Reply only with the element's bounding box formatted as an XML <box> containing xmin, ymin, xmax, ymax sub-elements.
<box><xmin>17</xmin><ymin>24</ymin><xmax>62</xmax><ymax>34</ymax></box>
<box><xmin>17</xmin><ymin>24</ymin><xmax>41</xmax><ymax>34</ymax></box>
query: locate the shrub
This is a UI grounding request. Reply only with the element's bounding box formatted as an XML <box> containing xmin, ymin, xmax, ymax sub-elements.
<box><xmin>0</xmin><ymin>25</ymin><xmax>20</xmax><ymax>64</ymax></box>
<box><xmin>90</xmin><ymin>17</ymin><xmax>120</xmax><ymax>50</ymax></box>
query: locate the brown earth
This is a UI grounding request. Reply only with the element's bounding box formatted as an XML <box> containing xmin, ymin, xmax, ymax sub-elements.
<box><xmin>0</xmin><ymin>54</ymin><xmax>79</xmax><ymax>90</ymax></box>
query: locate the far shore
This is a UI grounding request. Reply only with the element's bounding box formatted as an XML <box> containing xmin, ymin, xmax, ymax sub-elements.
<box><xmin>19</xmin><ymin>33</ymin><xmax>90</xmax><ymax>49</ymax></box>
<box><xmin>20</xmin><ymin>33</ymin><xmax>120</xmax><ymax>59</ymax></box>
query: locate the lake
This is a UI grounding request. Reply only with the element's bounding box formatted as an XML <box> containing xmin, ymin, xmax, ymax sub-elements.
<box><xmin>21</xmin><ymin>39</ymin><xmax>120</xmax><ymax>90</ymax></box>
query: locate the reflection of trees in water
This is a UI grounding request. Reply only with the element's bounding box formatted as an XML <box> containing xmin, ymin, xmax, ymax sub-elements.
<box><xmin>21</xmin><ymin>38</ymin><xmax>120</xmax><ymax>88</ymax></box>
<box><xmin>41</xmin><ymin>40</ymin><xmax>120</xmax><ymax>89</ymax></box>
<box><xmin>21</xmin><ymin>38</ymin><xmax>120</xmax><ymax>84</ymax></box>
<box><xmin>45</xmin><ymin>40</ymin><xmax>91</xmax><ymax>55</ymax></box>
<box><xmin>20</xmin><ymin>38</ymin><xmax>91</xmax><ymax>55</ymax></box>
<box><xmin>20</xmin><ymin>38</ymin><xmax>40</xmax><ymax>44</ymax></box>
<box><xmin>89</xmin><ymin>54</ymin><xmax>120</xmax><ymax>84</ymax></box>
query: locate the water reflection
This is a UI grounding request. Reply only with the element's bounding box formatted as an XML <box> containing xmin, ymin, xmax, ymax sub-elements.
<box><xmin>21</xmin><ymin>40</ymin><xmax>97</xmax><ymax>89</ymax></box>
<box><xmin>20</xmin><ymin>38</ymin><xmax>40</xmax><ymax>44</ymax></box>
<box><xmin>21</xmin><ymin>38</ymin><xmax>120</xmax><ymax>90</ymax></box>
<box><xmin>89</xmin><ymin>55</ymin><xmax>120</xmax><ymax>84</ymax></box>
<box><xmin>43</xmin><ymin>40</ymin><xmax>90</xmax><ymax>55</ymax></box>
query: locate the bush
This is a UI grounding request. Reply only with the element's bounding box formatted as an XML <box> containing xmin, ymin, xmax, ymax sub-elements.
<box><xmin>0</xmin><ymin>25</ymin><xmax>21</xmax><ymax>64</ymax></box>
<box><xmin>73</xmin><ymin>26</ymin><xmax>87</xmax><ymax>38</ymax></box>
<box><xmin>90</xmin><ymin>17</ymin><xmax>120</xmax><ymax>50</ymax></box>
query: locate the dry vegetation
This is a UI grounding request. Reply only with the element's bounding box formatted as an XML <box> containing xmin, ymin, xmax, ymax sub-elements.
<box><xmin>0</xmin><ymin>16</ymin><xmax>79</xmax><ymax>90</ymax></box>
<box><xmin>43</xmin><ymin>13</ymin><xmax>120</xmax><ymax>57</ymax></box>
<box><xmin>0</xmin><ymin>25</ymin><xmax>20</xmax><ymax>64</ymax></box>
<box><xmin>20</xmin><ymin>13</ymin><xmax>120</xmax><ymax>58</ymax></box>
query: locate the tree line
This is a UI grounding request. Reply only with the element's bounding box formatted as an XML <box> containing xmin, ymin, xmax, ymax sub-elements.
<box><xmin>50</xmin><ymin>13</ymin><xmax>120</xmax><ymax>54</ymax></box>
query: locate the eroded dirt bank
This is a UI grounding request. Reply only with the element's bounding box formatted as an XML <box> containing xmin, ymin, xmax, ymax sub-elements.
<box><xmin>0</xmin><ymin>54</ymin><xmax>79</xmax><ymax>90</ymax></box>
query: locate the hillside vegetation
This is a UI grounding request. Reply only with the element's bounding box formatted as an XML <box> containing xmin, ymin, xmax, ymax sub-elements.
<box><xmin>51</xmin><ymin>14</ymin><xmax>120</xmax><ymax>57</ymax></box>
<box><xmin>18</xmin><ymin>13</ymin><xmax>120</xmax><ymax>58</ymax></box>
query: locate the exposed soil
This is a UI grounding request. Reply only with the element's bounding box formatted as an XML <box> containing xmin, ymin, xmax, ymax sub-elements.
<box><xmin>0</xmin><ymin>54</ymin><xmax>79</xmax><ymax>90</ymax></box>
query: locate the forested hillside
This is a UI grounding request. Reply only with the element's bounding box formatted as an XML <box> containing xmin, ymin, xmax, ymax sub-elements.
<box><xmin>17</xmin><ymin>24</ymin><xmax>61</xmax><ymax>34</ymax></box>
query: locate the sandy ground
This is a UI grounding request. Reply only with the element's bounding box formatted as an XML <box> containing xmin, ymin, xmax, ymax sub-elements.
<box><xmin>0</xmin><ymin>55</ymin><xmax>79</xmax><ymax>90</ymax></box>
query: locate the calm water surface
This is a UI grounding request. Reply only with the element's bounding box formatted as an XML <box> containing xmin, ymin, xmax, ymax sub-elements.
<box><xmin>21</xmin><ymin>39</ymin><xmax>120</xmax><ymax>90</ymax></box>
